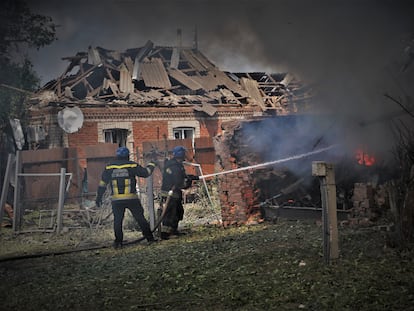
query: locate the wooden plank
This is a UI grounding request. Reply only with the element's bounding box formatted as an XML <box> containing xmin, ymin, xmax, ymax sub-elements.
<box><xmin>240</xmin><ymin>77</ymin><xmax>266</xmax><ymax>110</ymax></box>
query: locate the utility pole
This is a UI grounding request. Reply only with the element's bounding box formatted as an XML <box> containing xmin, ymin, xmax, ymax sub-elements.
<box><xmin>312</xmin><ymin>161</ymin><xmax>339</xmax><ymax>264</ymax></box>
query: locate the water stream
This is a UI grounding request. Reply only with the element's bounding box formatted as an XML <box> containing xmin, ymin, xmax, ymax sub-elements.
<box><xmin>199</xmin><ymin>145</ymin><xmax>338</xmax><ymax>179</ymax></box>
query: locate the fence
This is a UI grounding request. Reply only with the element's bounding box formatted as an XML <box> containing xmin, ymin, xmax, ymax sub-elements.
<box><xmin>0</xmin><ymin>138</ymin><xmax>216</xmax><ymax>234</ymax></box>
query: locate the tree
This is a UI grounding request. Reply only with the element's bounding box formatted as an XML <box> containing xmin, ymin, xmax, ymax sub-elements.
<box><xmin>384</xmin><ymin>37</ymin><xmax>414</xmax><ymax>249</ymax></box>
<box><xmin>386</xmin><ymin>99</ymin><xmax>414</xmax><ymax>249</ymax></box>
<box><xmin>0</xmin><ymin>0</ymin><xmax>57</xmax><ymax>131</ymax></box>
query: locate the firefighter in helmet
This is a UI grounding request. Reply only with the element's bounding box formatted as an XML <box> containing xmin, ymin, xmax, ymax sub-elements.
<box><xmin>96</xmin><ymin>147</ymin><xmax>157</xmax><ymax>248</ymax></box>
<box><xmin>160</xmin><ymin>146</ymin><xmax>199</xmax><ymax>239</ymax></box>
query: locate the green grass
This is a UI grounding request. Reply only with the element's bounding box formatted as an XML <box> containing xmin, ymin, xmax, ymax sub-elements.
<box><xmin>0</xmin><ymin>219</ymin><xmax>413</xmax><ymax>311</ymax></box>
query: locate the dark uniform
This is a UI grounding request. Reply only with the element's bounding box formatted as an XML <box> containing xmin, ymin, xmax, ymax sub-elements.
<box><xmin>96</xmin><ymin>148</ymin><xmax>156</xmax><ymax>247</ymax></box>
<box><xmin>160</xmin><ymin>146</ymin><xmax>198</xmax><ymax>239</ymax></box>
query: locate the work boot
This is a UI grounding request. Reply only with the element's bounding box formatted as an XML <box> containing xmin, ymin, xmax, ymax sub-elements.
<box><xmin>160</xmin><ymin>232</ymin><xmax>170</xmax><ymax>240</ymax></box>
<box><xmin>146</xmin><ymin>238</ymin><xmax>158</xmax><ymax>245</ymax></box>
<box><xmin>146</xmin><ymin>235</ymin><xmax>157</xmax><ymax>245</ymax></box>
<box><xmin>113</xmin><ymin>241</ymin><xmax>123</xmax><ymax>249</ymax></box>
<box><xmin>171</xmin><ymin>230</ymin><xmax>186</xmax><ymax>236</ymax></box>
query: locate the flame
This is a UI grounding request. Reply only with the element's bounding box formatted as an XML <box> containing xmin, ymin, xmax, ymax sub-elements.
<box><xmin>355</xmin><ymin>149</ymin><xmax>376</xmax><ymax>166</ymax></box>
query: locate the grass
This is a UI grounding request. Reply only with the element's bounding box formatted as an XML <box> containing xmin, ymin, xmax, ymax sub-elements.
<box><xmin>0</xmin><ymin>215</ymin><xmax>413</xmax><ymax>310</ymax></box>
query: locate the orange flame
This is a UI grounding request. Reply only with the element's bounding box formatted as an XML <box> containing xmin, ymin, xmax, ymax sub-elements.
<box><xmin>355</xmin><ymin>149</ymin><xmax>376</xmax><ymax>166</ymax></box>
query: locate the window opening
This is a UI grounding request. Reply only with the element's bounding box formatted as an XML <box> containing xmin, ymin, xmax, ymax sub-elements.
<box><xmin>173</xmin><ymin>127</ymin><xmax>195</xmax><ymax>148</ymax></box>
<box><xmin>104</xmin><ymin>128</ymin><xmax>128</xmax><ymax>147</ymax></box>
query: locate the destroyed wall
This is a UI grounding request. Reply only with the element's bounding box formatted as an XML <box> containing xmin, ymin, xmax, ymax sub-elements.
<box><xmin>213</xmin><ymin>120</ymin><xmax>262</xmax><ymax>225</ymax></box>
<box><xmin>213</xmin><ymin>116</ymin><xmax>390</xmax><ymax>225</ymax></box>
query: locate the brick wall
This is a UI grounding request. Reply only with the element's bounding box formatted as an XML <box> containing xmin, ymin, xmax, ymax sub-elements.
<box><xmin>133</xmin><ymin>121</ymin><xmax>168</xmax><ymax>152</ymax></box>
<box><xmin>200</xmin><ymin>119</ymin><xmax>221</xmax><ymax>137</ymax></box>
<box><xmin>214</xmin><ymin>120</ymin><xmax>262</xmax><ymax>225</ymax></box>
<box><xmin>68</xmin><ymin>122</ymin><xmax>98</xmax><ymax>168</ymax></box>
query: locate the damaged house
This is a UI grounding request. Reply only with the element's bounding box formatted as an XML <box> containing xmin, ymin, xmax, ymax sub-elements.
<box><xmin>25</xmin><ymin>39</ymin><xmax>313</xmax><ymax>190</ymax></box>
<box><xmin>7</xmin><ymin>37</ymin><xmax>389</xmax><ymax>230</ymax></box>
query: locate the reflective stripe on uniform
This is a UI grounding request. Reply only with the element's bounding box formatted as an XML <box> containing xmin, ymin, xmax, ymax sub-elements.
<box><xmin>124</xmin><ymin>179</ymin><xmax>130</xmax><ymax>194</ymax></box>
<box><xmin>112</xmin><ymin>179</ymin><xmax>118</xmax><ymax>195</ymax></box>
<box><xmin>106</xmin><ymin>163</ymin><xmax>138</xmax><ymax>169</ymax></box>
<box><xmin>112</xmin><ymin>193</ymin><xmax>139</xmax><ymax>200</ymax></box>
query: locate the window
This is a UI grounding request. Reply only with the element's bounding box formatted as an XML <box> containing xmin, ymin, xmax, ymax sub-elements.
<box><xmin>104</xmin><ymin>128</ymin><xmax>128</xmax><ymax>147</ymax></box>
<box><xmin>173</xmin><ymin>127</ymin><xmax>195</xmax><ymax>147</ymax></box>
<box><xmin>173</xmin><ymin>127</ymin><xmax>194</xmax><ymax>140</ymax></box>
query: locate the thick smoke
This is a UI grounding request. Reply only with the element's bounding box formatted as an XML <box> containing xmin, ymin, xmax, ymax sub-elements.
<box><xmin>28</xmin><ymin>0</ymin><xmax>414</xmax><ymax>158</ymax></box>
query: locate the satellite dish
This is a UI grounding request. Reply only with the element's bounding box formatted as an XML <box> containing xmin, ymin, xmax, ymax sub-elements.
<box><xmin>57</xmin><ymin>106</ymin><xmax>84</xmax><ymax>133</ymax></box>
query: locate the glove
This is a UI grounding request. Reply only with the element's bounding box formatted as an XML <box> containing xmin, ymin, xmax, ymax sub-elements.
<box><xmin>187</xmin><ymin>174</ymin><xmax>199</xmax><ymax>181</ymax></box>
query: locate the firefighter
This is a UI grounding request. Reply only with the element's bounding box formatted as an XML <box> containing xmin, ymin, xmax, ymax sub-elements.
<box><xmin>160</xmin><ymin>146</ymin><xmax>199</xmax><ymax>240</ymax></box>
<box><xmin>95</xmin><ymin>147</ymin><xmax>157</xmax><ymax>248</ymax></box>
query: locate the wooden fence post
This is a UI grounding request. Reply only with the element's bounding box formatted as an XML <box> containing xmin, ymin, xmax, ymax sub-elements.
<box><xmin>312</xmin><ymin>161</ymin><xmax>339</xmax><ymax>263</ymax></box>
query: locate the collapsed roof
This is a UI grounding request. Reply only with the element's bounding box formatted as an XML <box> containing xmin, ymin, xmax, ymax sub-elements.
<box><xmin>29</xmin><ymin>40</ymin><xmax>314</xmax><ymax>115</ymax></box>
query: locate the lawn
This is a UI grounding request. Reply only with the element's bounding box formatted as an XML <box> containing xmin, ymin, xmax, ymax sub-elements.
<box><xmin>0</xmin><ymin>217</ymin><xmax>413</xmax><ymax>311</ymax></box>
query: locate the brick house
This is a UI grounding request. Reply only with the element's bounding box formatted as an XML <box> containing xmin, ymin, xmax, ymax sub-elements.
<box><xmin>25</xmin><ymin>40</ymin><xmax>312</xmax><ymax>192</ymax></box>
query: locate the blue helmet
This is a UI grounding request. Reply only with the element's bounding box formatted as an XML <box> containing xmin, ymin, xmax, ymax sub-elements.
<box><xmin>116</xmin><ymin>147</ymin><xmax>130</xmax><ymax>159</ymax></box>
<box><xmin>172</xmin><ymin>146</ymin><xmax>186</xmax><ymax>158</ymax></box>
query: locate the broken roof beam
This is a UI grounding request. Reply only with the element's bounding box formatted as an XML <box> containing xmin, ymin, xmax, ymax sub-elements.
<box><xmin>132</xmin><ymin>40</ymin><xmax>154</xmax><ymax>80</ymax></box>
<box><xmin>102</xmin><ymin>79</ymin><xmax>119</xmax><ymax>97</ymax></box>
<box><xmin>87</xmin><ymin>85</ymin><xmax>102</xmax><ymax>98</ymax></box>
<box><xmin>66</xmin><ymin>66</ymin><xmax>99</xmax><ymax>94</ymax></box>
<box><xmin>60</xmin><ymin>55</ymin><xmax>85</xmax><ymax>78</ymax></box>
<box><xmin>240</xmin><ymin>77</ymin><xmax>266</xmax><ymax>111</ymax></box>
<box><xmin>62</xmin><ymin>64</ymin><xmax>99</xmax><ymax>90</ymax></box>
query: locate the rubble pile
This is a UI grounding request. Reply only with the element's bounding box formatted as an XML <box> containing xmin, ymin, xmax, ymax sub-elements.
<box><xmin>213</xmin><ymin>118</ymin><xmax>389</xmax><ymax>226</ymax></box>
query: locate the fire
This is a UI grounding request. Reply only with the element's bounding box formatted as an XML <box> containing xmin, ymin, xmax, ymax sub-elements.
<box><xmin>355</xmin><ymin>149</ymin><xmax>376</xmax><ymax>166</ymax></box>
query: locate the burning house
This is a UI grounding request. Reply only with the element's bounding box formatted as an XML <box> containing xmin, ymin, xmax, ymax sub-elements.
<box><xmin>16</xmin><ymin>37</ymin><xmax>386</xmax><ymax>228</ymax></box>
<box><xmin>212</xmin><ymin>115</ymin><xmax>389</xmax><ymax>226</ymax></box>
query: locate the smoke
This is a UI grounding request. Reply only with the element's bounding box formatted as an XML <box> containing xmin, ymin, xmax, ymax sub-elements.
<box><xmin>28</xmin><ymin>0</ymin><xmax>414</xmax><ymax>157</ymax></box>
<box><xmin>240</xmin><ymin>115</ymin><xmax>344</xmax><ymax>176</ymax></box>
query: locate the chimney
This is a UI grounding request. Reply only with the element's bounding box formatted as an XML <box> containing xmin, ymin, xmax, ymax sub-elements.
<box><xmin>177</xmin><ymin>28</ymin><xmax>182</xmax><ymax>48</ymax></box>
<box><xmin>193</xmin><ymin>25</ymin><xmax>198</xmax><ymax>50</ymax></box>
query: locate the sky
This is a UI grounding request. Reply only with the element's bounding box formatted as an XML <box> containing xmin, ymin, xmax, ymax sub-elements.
<box><xmin>27</xmin><ymin>0</ymin><xmax>414</xmax><ymax>161</ymax></box>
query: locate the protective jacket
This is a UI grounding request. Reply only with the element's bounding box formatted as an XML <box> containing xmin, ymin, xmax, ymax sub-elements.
<box><xmin>161</xmin><ymin>158</ymin><xmax>187</xmax><ymax>198</ymax></box>
<box><xmin>96</xmin><ymin>159</ymin><xmax>156</xmax><ymax>202</ymax></box>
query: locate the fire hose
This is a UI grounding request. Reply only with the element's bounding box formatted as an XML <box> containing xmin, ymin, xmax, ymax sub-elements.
<box><xmin>0</xmin><ymin>192</ymin><xmax>173</xmax><ymax>263</ymax></box>
<box><xmin>118</xmin><ymin>187</ymin><xmax>174</xmax><ymax>246</ymax></box>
